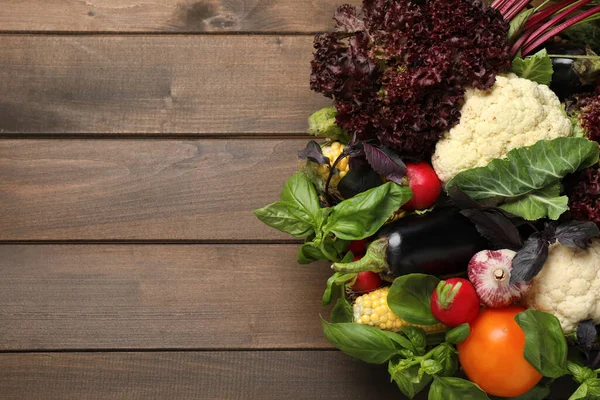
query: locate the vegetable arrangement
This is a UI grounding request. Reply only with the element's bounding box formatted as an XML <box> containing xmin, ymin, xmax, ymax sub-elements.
<box><xmin>255</xmin><ymin>0</ymin><xmax>600</xmax><ymax>398</ymax></box>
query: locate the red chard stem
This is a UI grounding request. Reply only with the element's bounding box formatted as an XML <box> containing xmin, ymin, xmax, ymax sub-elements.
<box><xmin>492</xmin><ymin>0</ymin><xmax>511</xmax><ymax>11</ymax></box>
<box><xmin>499</xmin><ymin>0</ymin><xmax>522</xmax><ymax>16</ymax></box>
<box><xmin>522</xmin><ymin>4</ymin><xmax>600</xmax><ymax>55</ymax></box>
<box><xmin>523</xmin><ymin>0</ymin><xmax>594</xmax><ymax>50</ymax></box>
<box><xmin>511</xmin><ymin>29</ymin><xmax>533</xmax><ymax>56</ymax></box>
<box><xmin>505</xmin><ymin>0</ymin><xmax>534</xmax><ymax>21</ymax></box>
<box><xmin>524</xmin><ymin>0</ymin><xmax>572</xmax><ymax>30</ymax></box>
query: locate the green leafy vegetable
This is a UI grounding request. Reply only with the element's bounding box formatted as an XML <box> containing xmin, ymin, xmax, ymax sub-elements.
<box><xmin>447</xmin><ymin>137</ymin><xmax>599</xmax><ymax>221</ymax></box>
<box><xmin>511</xmin><ymin>49</ymin><xmax>554</xmax><ymax>85</ymax></box>
<box><xmin>257</xmin><ymin>174</ymin><xmax>412</xmax><ymax>263</ymax></box>
<box><xmin>514</xmin><ymin>310</ymin><xmax>569</xmax><ymax>378</ymax></box>
<box><xmin>401</xmin><ymin>326</ymin><xmax>427</xmax><ymax>356</ymax></box>
<box><xmin>322</xmin><ymin>251</ymin><xmax>357</xmax><ymax>306</ymax></box>
<box><xmin>321</xmin><ymin>319</ymin><xmax>399</xmax><ymax>364</ymax></box>
<box><xmin>388</xmin><ymin>274</ymin><xmax>440</xmax><ymax>325</ymax></box>
<box><xmin>499</xmin><ymin>183</ymin><xmax>568</xmax><ymax>221</ymax></box>
<box><xmin>330</xmin><ymin>295</ymin><xmax>354</xmax><ymax>323</ymax></box>
<box><xmin>307</xmin><ymin>106</ymin><xmax>350</xmax><ymax>143</ymax></box>
<box><xmin>430</xmin><ymin>343</ymin><xmax>458</xmax><ymax>377</ymax></box>
<box><xmin>569</xmin><ymin>379</ymin><xmax>600</xmax><ymax>400</ymax></box>
<box><xmin>508</xmin><ymin>9</ymin><xmax>535</xmax><ymax>43</ymax></box>
<box><xmin>323</xmin><ymin>183</ymin><xmax>413</xmax><ymax>240</ymax></box>
<box><xmin>428</xmin><ymin>376</ymin><xmax>489</xmax><ymax>400</ymax></box>
<box><xmin>446</xmin><ymin>324</ymin><xmax>470</xmax><ymax>344</ymax></box>
<box><xmin>388</xmin><ymin>360</ymin><xmax>432</xmax><ymax>399</ymax></box>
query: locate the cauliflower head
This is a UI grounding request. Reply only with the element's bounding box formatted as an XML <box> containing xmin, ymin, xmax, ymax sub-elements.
<box><xmin>431</xmin><ymin>73</ymin><xmax>572</xmax><ymax>183</ymax></box>
<box><xmin>522</xmin><ymin>240</ymin><xmax>600</xmax><ymax>333</ymax></box>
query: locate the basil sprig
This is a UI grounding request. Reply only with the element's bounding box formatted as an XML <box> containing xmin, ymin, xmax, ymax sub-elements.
<box><xmin>321</xmin><ymin>318</ymin><xmax>486</xmax><ymax>399</ymax></box>
<box><xmin>515</xmin><ymin>310</ymin><xmax>600</xmax><ymax>399</ymax></box>
<box><xmin>254</xmin><ymin>172</ymin><xmax>413</xmax><ymax>264</ymax></box>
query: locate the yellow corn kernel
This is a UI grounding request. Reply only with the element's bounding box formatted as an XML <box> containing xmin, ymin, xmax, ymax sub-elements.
<box><xmin>353</xmin><ymin>287</ymin><xmax>447</xmax><ymax>333</ymax></box>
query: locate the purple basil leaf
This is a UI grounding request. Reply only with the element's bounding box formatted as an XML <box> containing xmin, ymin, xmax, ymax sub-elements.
<box><xmin>298</xmin><ymin>140</ymin><xmax>330</xmax><ymax>166</ymax></box>
<box><xmin>556</xmin><ymin>221</ymin><xmax>600</xmax><ymax>249</ymax></box>
<box><xmin>363</xmin><ymin>143</ymin><xmax>406</xmax><ymax>184</ymax></box>
<box><xmin>510</xmin><ymin>236</ymin><xmax>549</xmax><ymax>284</ymax></box>
<box><xmin>333</xmin><ymin>5</ymin><xmax>365</xmax><ymax>34</ymax></box>
<box><xmin>461</xmin><ymin>208</ymin><xmax>523</xmax><ymax>251</ymax></box>
<box><xmin>448</xmin><ymin>186</ymin><xmax>483</xmax><ymax>210</ymax></box>
<box><xmin>577</xmin><ymin>320</ymin><xmax>597</xmax><ymax>352</ymax></box>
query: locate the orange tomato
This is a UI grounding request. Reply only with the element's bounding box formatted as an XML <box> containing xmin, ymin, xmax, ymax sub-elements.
<box><xmin>457</xmin><ymin>306</ymin><xmax>543</xmax><ymax>397</ymax></box>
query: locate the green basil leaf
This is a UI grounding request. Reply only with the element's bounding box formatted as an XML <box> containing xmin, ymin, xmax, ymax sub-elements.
<box><xmin>514</xmin><ymin>310</ymin><xmax>569</xmax><ymax>378</ymax></box>
<box><xmin>297</xmin><ymin>242</ymin><xmax>328</xmax><ymax>264</ymax></box>
<box><xmin>431</xmin><ymin>343</ymin><xmax>458</xmax><ymax>377</ymax></box>
<box><xmin>324</xmin><ymin>182</ymin><xmax>413</xmax><ymax>240</ymax></box>
<box><xmin>508</xmin><ymin>9</ymin><xmax>535</xmax><ymax>43</ymax></box>
<box><xmin>569</xmin><ymin>379</ymin><xmax>600</xmax><ymax>400</ymax></box>
<box><xmin>511</xmin><ymin>49</ymin><xmax>554</xmax><ymax>86</ymax></box>
<box><xmin>447</xmin><ymin>138</ymin><xmax>599</xmax><ymax>221</ymax></box>
<box><xmin>505</xmin><ymin>384</ymin><xmax>551</xmax><ymax>400</ymax></box>
<box><xmin>330</xmin><ymin>295</ymin><xmax>354</xmax><ymax>323</ymax></box>
<box><xmin>280</xmin><ymin>172</ymin><xmax>321</xmax><ymax>224</ymax></box>
<box><xmin>388</xmin><ymin>360</ymin><xmax>432</xmax><ymax>400</ymax></box>
<box><xmin>499</xmin><ymin>183</ymin><xmax>569</xmax><ymax>221</ymax></box>
<box><xmin>428</xmin><ymin>376</ymin><xmax>489</xmax><ymax>400</ymax></box>
<box><xmin>568</xmin><ymin>361</ymin><xmax>598</xmax><ymax>384</ymax></box>
<box><xmin>388</xmin><ymin>274</ymin><xmax>440</xmax><ymax>325</ymax></box>
<box><xmin>421</xmin><ymin>359</ymin><xmax>443</xmax><ymax>376</ymax></box>
<box><xmin>401</xmin><ymin>326</ymin><xmax>427</xmax><ymax>356</ymax></box>
<box><xmin>253</xmin><ymin>201</ymin><xmax>315</xmax><ymax>238</ymax></box>
<box><xmin>570</xmin><ymin>382</ymin><xmax>589</xmax><ymax>400</ymax></box>
<box><xmin>322</xmin><ymin>272</ymin><xmax>356</xmax><ymax>306</ymax></box>
<box><xmin>321</xmin><ymin>319</ymin><xmax>398</xmax><ymax>364</ymax></box>
<box><xmin>446</xmin><ymin>323</ymin><xmax>470</xmax><ymax>345</ymax></box>
<box><xmin>380</xmin><ymin>331</ymin><xmax>418</xmax><ymax>354</ymax></box>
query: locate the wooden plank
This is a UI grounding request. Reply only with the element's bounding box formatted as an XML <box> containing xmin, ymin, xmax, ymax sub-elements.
<box><xmin>0</xmin><ymin>244</ymin><xmax>335</xmax><ymax>350</ymax></box>
<box><xmin>0</xmin><ymin>139</ymin><xmax>308</xmax><ymax>241</ymax></box>
<box><xmin>0</xmin><ymin>35</ymin><xmax>329</xmax><ymax>135</ymax></box>
<box><xmin>0</xmin><ymin>0</ymin><xmax>359</xmax><ymax>33</ymax></box>
<box><xmin>0</xmin><ymin>351</ymin><xmax>403</xmax><ymax>400</ymax></box>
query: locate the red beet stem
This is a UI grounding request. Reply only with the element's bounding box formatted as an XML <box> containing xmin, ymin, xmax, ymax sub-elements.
<box><xmin>499</xmin><ymin>0</ymin><xmax>523</xmax><ymax>16</ymax></box>
<box><xmin>511</xmin><ymin>29</ymin><xmax>533</xmax><ymax>56</ymax></box>
<box><xmin>504</xmin><ymin>0</ymin><xmax>534</xmax><ymax>21</ymax></box>
<box><xmin>491</xmin><ymin>0</ymin><xmax>511</xmax><ymax>11</ymax></box>
<box><xmin>522</xmin><ymin>4</ymin><xmax>600</xmax><ymax>55</ymax></box>
<box><xmin>524</xmin><ymin>0</ymin><xmax>576</xmax><ymax>29</ymax></box>
<box><xmin>522</xmin><ymin>0</ymin><xmax>594</xmax><ymax>50</ymax></box>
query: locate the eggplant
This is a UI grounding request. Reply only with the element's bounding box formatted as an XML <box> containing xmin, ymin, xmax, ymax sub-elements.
<box><xmin>332</xmin><ymin>207</ymin><xmax>487</xmax><ymax>278</ymax></box>
<box><xmin>547</xmin><ymin>42</ymin><xmax>595</xmax><ymax>100</ymax></box>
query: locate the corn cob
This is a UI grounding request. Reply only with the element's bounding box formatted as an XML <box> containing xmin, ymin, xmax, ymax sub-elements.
<box><xmin>314</xmin><ymin>141</ymin><xmax>349</xmax><ymax>189</ymax></box>
<box><xmin>353</xmin><ymin>287</ymin><xmax>447</xmax><ymax>333</ymax></box>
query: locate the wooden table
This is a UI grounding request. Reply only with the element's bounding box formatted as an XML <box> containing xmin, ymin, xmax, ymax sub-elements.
<box><xmin>0</xmin><ymin>0</ymin><xmax>408</xmax><ymax>398</ymax></box>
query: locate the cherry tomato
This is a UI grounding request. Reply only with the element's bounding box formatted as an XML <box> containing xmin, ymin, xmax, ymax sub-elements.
<box><xmin>457</xmin><ymin>306</ymin><xmax>543</xmax><ymax>397</ymax></box>
<box><xmin>351</xmin><ymin>271</ymin><xmax>383</xmax><ymax>293</ymax></box>
<box><xmin>348</xmin><ymin>239</ymin><xmax>369</xmax><ymax>256</ymax></box>
<box><xmin>402</xmin><ymin>162</ymin><xmax>442</xmax><ymax>211</ymax></box>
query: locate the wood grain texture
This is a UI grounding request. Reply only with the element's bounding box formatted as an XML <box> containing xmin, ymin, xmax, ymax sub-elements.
<box><xmin>0</xmin><ymin>35</ymin><xmax>328</xmax><ymax>135</ymax></box>
<box><xmin>0</xmin><ymin>351</ymin><xmax>404</xmax><ymax>400</ymax></box>
<box><xmin>0</xmin><ymin>244</ymin><xmax>335</xmax><ymax>350</ymax></box>
<box><xmin>0</xmin><ymin>0</ymin><xmax>359</xmax><ymax>33</ymax></box>
<box><xmin>0</xmin><ymin>139</ymin><xmax>308</xmax><ymax>241</ymax></box>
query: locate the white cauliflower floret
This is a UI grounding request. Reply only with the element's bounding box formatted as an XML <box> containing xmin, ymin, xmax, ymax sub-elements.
<box><xmin>431</xmin><ymin>73</ymin><xmax>572</xmax><ymax>182</ymax></box>
<box><xmin>522</xmin><ymin>240</ymin><xmax>600</xmax><ymax>333</ymax></box>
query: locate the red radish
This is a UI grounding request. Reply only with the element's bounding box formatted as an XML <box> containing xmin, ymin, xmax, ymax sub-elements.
<box><xmin>468</xmin><ymin>250</ymin><xmax>531</xmax><ymax>308</ymax></box>
<box><xmin>351</xmin><ymin>271</ymin><xmax>383</xmax><ymax>294</ymax></box>
<box><xmin>430</xmin><ymin>278</ymin><xmax>480</xmax><ymax>327</ymax></box>
<box><xmin>348</xmin><ymin>239</ymin><xmax>369</xmax><ymax>257</ymax></box>
<box><xmin>402</xmin><ymin>162</ymin><xmax>442</xmax><ymax>211</ymax></box>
